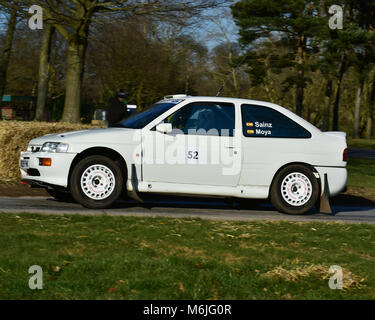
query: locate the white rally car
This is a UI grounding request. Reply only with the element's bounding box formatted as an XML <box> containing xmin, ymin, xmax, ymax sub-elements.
<box><xmin>20</xmin><ymin>95</ymin><xmax>348</xmax><ymax>214</ymax></box>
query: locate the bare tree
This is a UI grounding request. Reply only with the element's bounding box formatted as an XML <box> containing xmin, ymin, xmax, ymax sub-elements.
<box><xmin>354</xmin><ymin>79</ymin><xmax>364</xmax><ymax>138</ymax></box>
<box><xmin>206</xmin><ymin>9</ymin><xmax>241</xmax><ymax>97</ymax></box>
<box><xmin>2</xmin><ymin>0</ymin><xmax>226</xmax><ymax>123</ymax></box>
<box><xmin>367</xmin><ymin>71</ymin><xmax>375</xmax><ymax>138</ymax></box>
<box><xmin>35</xmin><ymin>23</ymin><xmax>54</xmax><ymax>120</ymax></box>
<box><xmin>0</xmin><ymin>7</ymin><xmax>17</xmax><ymax>103</ymax></box>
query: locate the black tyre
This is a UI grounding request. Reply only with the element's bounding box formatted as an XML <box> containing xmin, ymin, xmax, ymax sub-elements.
<box><xmin>270</xmin><ymin>164</ymin><xmax>319</xmax><ymax>215</ymax></box>
<box><xmin>70</xmin><ymin>155</ymin><xmax>124</xmax><ymax>209</ymax></box>
<box><xmin>46</xmin><ymin>188</ymin><xmax>74</xmax><ymax>202</ymax></box>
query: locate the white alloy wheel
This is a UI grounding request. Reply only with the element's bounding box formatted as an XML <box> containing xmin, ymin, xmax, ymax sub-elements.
<box><xmin>280</xmin><ymin>172</ymin><xmax>312</xmax><ymax>207</ymax></box>
<box><xmin>80</xmin><ymin>164</ymin><xmax>116</xmax><ymax>200</ymax></box>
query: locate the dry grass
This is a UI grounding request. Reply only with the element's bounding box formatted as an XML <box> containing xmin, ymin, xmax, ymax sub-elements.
<box><xmin>0</xmin><ymin>121</ymin><xmax>102</xmax><ymax>181</ymax></box>
<box><xmin>345</xmin><ymin>187</ymin><xmax>375</xmax><ymax>202</ymax></box>
<box><xmin>262</xmin><ymin>264</ymin><xmax>365</xmax><ymax>289</ymax></box>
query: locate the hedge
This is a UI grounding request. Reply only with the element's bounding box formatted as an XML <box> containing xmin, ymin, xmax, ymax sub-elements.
<box><xmin>0</xmin><ymin>121</ymin><xmax>103</xmax><ymax>182</ymax></box>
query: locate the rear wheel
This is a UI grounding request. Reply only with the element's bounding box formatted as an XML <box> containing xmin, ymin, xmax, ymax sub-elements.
<box><xmin>270</xmin><ymin>164</ymin><xmax>319</xmax><ymax>215</ymax></box>
<box><xmin>70</xmin><ymin>155</ymin><xmax>124</xmax><ymax>209</ymax></box>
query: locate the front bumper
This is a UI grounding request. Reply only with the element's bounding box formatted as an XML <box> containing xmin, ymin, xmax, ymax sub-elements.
<box><xmin>19</xmin><ymin>151</ymin><xmax>77</xmax><ymax>188</ymax></box>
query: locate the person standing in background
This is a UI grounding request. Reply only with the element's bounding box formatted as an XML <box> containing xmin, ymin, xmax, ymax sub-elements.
<box><xmin>107</xmin><ymin>89</ymin><xmax>130</xmax><ymax>127</ymax></box>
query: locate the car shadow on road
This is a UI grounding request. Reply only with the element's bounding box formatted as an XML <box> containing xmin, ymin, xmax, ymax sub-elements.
<box><xmin>44</xmin><ymin>192</ymin><xmax>375</xmax><ymax>217</ymax></box>
<box><xmin>328</xmin><ymin>194</ymin><xmax>375</xmax><ymax>215</ymax></box>
<box><xmin>111</xmin><ymin>195</ymin><xmax>272</xmax><ymax>211</ymax></box>
<box><xmin>110</xmin><ymin>193</ymin><xmax>375</xmax><ymax>216</ymax></box>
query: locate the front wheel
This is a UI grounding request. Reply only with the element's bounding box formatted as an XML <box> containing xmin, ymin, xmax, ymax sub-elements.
<box><xmin>70</xmin><ymin>155</ymin><xmax>124</xmax><ymax>209</ymax></box>
<box><xmin>270</xmin><ymin>165</ymin><xmax>319</xmax><ymax>215</ymax></box>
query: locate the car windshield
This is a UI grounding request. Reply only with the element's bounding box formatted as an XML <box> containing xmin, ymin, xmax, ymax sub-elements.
<box><xmin>112</xmin><ymin>101</ymin><xmax>182</xmax><ymax>129</ymax></box>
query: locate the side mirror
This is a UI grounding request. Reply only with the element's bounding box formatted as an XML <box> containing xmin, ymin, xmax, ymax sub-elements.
<box><xmin>156</xmin><ymin>123</ymin><xmax>172</xmax><ymax>134</ymax></box>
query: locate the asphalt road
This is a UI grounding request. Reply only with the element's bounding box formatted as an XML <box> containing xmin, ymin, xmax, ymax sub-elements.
<box><xmin>348</xmin><ymin>148</ymin><xmax>375</xmax><ymax>160</ymax></box>
<box><xmin>1</xmin><ymin>195</ymin><xmax>375</xmax><ymax>224</ymax></box>
<box><xmin>0</xmin><ymin>147</ymin><xmax>372</xmax><ymax>224</ymax></box>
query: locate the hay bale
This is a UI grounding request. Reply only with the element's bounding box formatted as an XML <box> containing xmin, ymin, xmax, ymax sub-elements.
<box><xmin>0</xmin><ymin>121</ymin><xmax>104</xmax><ymax>182</ymax></box>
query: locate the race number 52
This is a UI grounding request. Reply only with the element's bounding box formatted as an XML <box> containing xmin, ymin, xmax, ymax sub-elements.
<box><xmin>187</xmin><ymin>151</ymin><xmax>198</xmax><ymax>160</ymax></box>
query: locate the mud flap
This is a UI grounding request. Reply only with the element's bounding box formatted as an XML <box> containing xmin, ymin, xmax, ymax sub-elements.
<box><xmin>127</xmin><ymin>188</ymin><xmax>144</xmax><ymax>203</ymax></box>
<box><xmin>318</xmin><ymin>173</ymin><xmax>332</xmax><ymax>214</ymax></box>
<box><xmin>127</xmin><ymin>164</ymin><xmax>144</xmax><ymax>203</ymax></box>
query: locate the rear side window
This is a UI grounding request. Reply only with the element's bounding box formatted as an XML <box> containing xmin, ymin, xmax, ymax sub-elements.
<box><xmin>241</xmin><ymin>104</ymin><xmax>311</xmax><ymax>138</ymax></box>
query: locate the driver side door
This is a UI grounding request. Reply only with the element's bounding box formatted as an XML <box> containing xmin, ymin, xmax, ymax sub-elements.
<box><xmin>142</xmin><ymin>101</ymin><xmax>241</xmax><ymax>187</ymax></box>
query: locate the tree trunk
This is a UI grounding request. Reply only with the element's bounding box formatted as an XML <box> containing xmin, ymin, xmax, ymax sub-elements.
<box><xmin>366</xmin><ymin>11</ymin><xmax>375</xmax><ymax>138</ymax></box>
<box><xmin>323</xmin><ymin>79</ymin><xmax>333</xmax><ymax>131</ymax></box>
<box><xmin>354</xmin><ymin>79</ymin><xmax>364</xmax><ymax>139</ymax></box>
<box><xmin>296</xmin><ymin>78</ymin><xmax>304</xmax><ymax>116</ymax></box>
<box><xmin>295</xmin><ymin>34</ymin><xmax>305</xmax><ymax>116</ymax></box>
<box><xmin>228</xmin><ymin>49</ymin><xmax>239</xmax><ymax>96</ymax></box>
<box><xmin>29</xmin><ymin>82</ymin><xmax>37</xmax><ymax>120</ymax></box>
<box><xmin>35</xmin><ymin>24</ymin><xmax>55</xmax><ymax>121</ymax></box>
<box><xmin>366</xmin><ymin>72</ymin><xmax>375</xmax><ymax>138</ymax></box>
<box><xmin>185</xmin><ymin>75</ymin><xmax>189</xmax><ymax>95</ymax></box>
<box><xmin>136</xmin><ymin>79</ymin><xmax>144</xmax><ymax>109</ymax></box>
<box><xmin>332</xmin><ymin>51</ymin><xmax>347</xmax><ymax>131</ymax></box>
<box><xmin>61</xmin><ymin>39</ymin><xmax>87</xmax><ymax>123</ymax></box>
<box><xmin>0</xmin><ymin>9</ymin><xmax>17</xmax><ymax>103</ymax></box>
<box><xmin>306</xmin><ymin>104</ymin><xmax>311</xmax><ymax>123</ymax></box>
<box><xmin>231</xmin><ymin>67</ymin><xmax>239</xmax><ymax>96</ymax></box>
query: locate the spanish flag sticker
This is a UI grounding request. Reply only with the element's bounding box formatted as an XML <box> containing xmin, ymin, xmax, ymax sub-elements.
<box><xmin>247</xmin><ymin>130</ymin><xmax>255</xmax><ymax>134</ymax></box>
<box><xmin>246</xmin><ymin>122</ymin><xmax>254</xmax><ymax>127</ymax></box>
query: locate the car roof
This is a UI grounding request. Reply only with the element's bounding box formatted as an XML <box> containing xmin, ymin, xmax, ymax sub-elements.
<box><xmin>163</xmin><ymin>95</ymin><xmax>268</xmax><ymax>104</ymax></box>
<box><xmin>162</xmin><ymin>95</ymin><xmax>296</xmax><ymax>117</ymax></box>
<box><xmin>161</xmin><ymin>95</ymin><xmax>321</xmax><ymax>135</ymax></box>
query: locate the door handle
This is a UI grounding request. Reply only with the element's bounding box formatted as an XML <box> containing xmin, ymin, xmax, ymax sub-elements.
<box><xmin>224</xmin><ymin>145</ymin><xmax>238</xmax><ymax>155</ymax></box>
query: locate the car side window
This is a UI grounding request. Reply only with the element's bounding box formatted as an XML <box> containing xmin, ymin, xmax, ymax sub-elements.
<box><xmin>164</xmin><ymin>102</ymin><xmax>235</xmax><ymax>136</ymax></box>
<box><xmin>241</xmin><ymin>104</ymin><xmax>311</xmax><ymax>138</ymax></box>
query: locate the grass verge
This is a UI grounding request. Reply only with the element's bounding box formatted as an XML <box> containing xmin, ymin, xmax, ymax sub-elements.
<box><xmin>0</xmin><ymin>213</ymin><xmax>374</xmax><ymax>300</ymax></box>
<box><xmin>346</xmin><ymin>158</ymin><xmax>375</xmax><ymax>201</ymax></box>
<box><xmin>348</xmin><ymin>139</ymin><xmax>375</xmax><ymax>150</ymax></box>
<box><xmin>347</xmin><ymin>158</ymin><xmax>375</xmax><ymax>189</ymax></box>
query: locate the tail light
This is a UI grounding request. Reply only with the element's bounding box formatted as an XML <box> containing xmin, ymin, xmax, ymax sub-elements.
<box><xmin>343</xmin><ymin>148</ymin><xmax>347</xmax><ymax>162</ymax></box>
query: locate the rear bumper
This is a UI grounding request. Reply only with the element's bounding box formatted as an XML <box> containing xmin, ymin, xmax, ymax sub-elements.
<box><xmin>314</xmin><ymin>166</ymin><xmax>348</xmax><ymax>197</ymax></box>
<box><xmin>19</xmin><ymin>151</ymin><xmax>77</xmax><ymax>188</ymax></box>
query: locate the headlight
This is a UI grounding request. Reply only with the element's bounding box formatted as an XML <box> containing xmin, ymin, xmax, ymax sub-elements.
<box><xmin>41</xmin><ymin>142</ymin><xmax>69</xmax><ymax>153</ymax></box>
